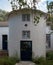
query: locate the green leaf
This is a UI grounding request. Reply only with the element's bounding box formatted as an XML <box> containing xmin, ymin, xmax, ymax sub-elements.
<box><xmin>19</xmin><ymin>0</ymin><xmax>23</xmax><ymax>2</ymax></box>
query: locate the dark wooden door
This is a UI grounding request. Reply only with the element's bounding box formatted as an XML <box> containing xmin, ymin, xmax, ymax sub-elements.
<box><xmin>2</xmin><ymin>35</ymin><xmax>8</xmax><ymax>50</ymax></box>
<box><xmin>20</xmin><ymin>41</ymin><xmax>32</xmax><ymax>61</ymax></box>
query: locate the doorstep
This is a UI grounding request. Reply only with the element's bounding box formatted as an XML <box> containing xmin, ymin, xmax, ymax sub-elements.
<box><xmin>15</xmin><ymin>61</ymin><xmax>36</xmax><ymax>65</ymax></box>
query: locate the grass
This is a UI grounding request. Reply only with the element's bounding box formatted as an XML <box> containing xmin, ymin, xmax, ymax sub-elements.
<box><xmin>0</xmin><ymin>51</ymin><xmax>20</xmax><ymax>65</ymax></box>
<box><xmin>0</xmin><ymin>56</ymin><xmax>20</xmax><ymax>65</ymax></box>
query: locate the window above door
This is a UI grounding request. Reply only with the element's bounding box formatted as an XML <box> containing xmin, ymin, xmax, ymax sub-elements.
<box><xmin>22</xmin><ymin>31</ymin><xmax>30</xmax><ymax>39</ymax></box>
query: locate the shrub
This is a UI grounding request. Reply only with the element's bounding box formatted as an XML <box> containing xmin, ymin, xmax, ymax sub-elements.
<box><xmin>32</xmin><ymin>57</ymin><xmax>46</xmax><ymax>64</ymax></box>
<box><xmin>0</xmin><ymin>57</ymin><xmax>14</xmax><ymax>65</ymax></box>
<box><xmin>46</xmin><ymin>51</ymin><xmax>53</xmax><ymax>60</ymax></box>
<box><xmin>0</xmin><ymin>56</ymin><xmax>20</xmax><ymax>65</ymax></box>
<box><xmin>32</xmin><ymin>51</ymin><xmax>53</xmax><ymax>65</ymax></box>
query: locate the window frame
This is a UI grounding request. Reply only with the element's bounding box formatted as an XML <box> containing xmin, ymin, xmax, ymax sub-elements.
<box><xmin>22</xmin><ymin>14</ymin><xmax>30</xmax><ymax>21</ymax></box>
<box><xmin>22</xmin><ymin>30</ymin><xmax>30</xmax><ymax>39</ymax></box>
<box><xmin>2</xmin><ymin>35</ymin><xmax>8</xmax><ymax>50</ymax></box>
<box><xmin>46</xmin><ymin>34</ymin><xmax>51</xmax><ymax>48</ymax></box>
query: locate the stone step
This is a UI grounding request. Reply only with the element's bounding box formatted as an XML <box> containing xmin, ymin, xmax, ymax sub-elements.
<box><xmin>15</xmin><ymin>61</ymin><xmax>36</xmax><ymax>65</ymax></box>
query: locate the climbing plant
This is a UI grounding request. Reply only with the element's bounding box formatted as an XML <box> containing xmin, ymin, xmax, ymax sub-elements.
<box><xmin>8</xmin><ymin>0</ymin><xmax>37</xmax><ymax>10</ymax></box>
<box><xmin>8</xmin><ymin>0</ymin><xmax>44</xmax><ymax>25</ymax></box>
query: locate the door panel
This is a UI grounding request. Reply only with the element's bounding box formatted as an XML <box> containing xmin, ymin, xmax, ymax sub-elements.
<box><xmin>20</xmin><ymin>41</ymin><xmax>32</xmax><ymax>61</ymax></box>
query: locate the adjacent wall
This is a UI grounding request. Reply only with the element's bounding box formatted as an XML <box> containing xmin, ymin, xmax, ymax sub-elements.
<box><xmin>46</xmin><ymin>25</ymin><xmax>53</xmax><ymax>50</ymax></box>
<box><xmin>0</xmin><ymin>27</ymin><xmax>9</xmax><ymax>50</ymax></box>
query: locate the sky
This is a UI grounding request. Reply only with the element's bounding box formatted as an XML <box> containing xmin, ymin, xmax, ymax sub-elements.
<box><xmin>36</xmin><ymin>0</ymin><xmax>53</xmax><ymax>12</ymax></box>
<box><xmin>0</xmin><ymin>0</ymin><xmax>53</xmax><ymax>12</ymax></box>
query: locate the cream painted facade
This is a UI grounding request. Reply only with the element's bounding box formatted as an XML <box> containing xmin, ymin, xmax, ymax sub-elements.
<box><xmin>8</xmin><ymin>9</ymin><xmax>46</xmax><ymax>60</ymax></box>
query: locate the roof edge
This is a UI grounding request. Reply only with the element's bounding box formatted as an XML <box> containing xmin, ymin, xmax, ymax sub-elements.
<box><xmin>7</xmin><ymin>8</ymin><xmax>47</xmax><ymax>19</ymax></box>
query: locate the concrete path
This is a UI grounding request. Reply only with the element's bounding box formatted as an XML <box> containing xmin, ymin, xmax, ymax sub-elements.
<box><xmin>15</xmin><ymin>61</ymin><xmax>36</xmax><ymax>65</ymax></box>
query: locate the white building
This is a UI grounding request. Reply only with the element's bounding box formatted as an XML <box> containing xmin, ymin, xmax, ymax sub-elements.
<box><xmin>0</xmin><ymin>8</ymin><xmax>53</xmax><ymax>61</ymax></box>
<box><xmin>0</xmin><ymin>10</ymin><xmax>53</xmax><ymax>60</ymax></box>
<box><xmin>8</xmin><ymin>9</ymin><xmax>46</xmax><ymax>61</ymax></box>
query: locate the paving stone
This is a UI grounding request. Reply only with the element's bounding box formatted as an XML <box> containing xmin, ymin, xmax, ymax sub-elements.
<box><xmin>15</xmin><ymin>61</ymin><xmax>36</xmax><ymax>65</ymax></box>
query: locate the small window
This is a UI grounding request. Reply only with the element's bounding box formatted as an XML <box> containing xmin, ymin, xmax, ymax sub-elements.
<box><xmin>46</xmin><ymin>34</ymin><xmax>51</xmax><ymax>48</ymax></box>
<box><xmin>22</xmin><ymin>14</ymin><xmax>30</xmax><ymax>21</ymax></box>
<box><xmin>22</xmin><ymin>31</ymin><xmax>30</xmax><ymax>39</ymax></box>
<box><xmin>2</xmin><ymin>35</ymin><xmax>8</xmax><ymax>50</ymax></box>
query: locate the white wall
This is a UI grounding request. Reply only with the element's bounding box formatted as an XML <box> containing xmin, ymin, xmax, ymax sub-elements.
<box><xmin>0</xmin><ymin>27</ymin><xmax>9</xmax><ymax>50</ymax></box>
<box><xmin>8</xmin><ymin>11</ymin><xmax>46</xmax><ymax>58</ymax></box>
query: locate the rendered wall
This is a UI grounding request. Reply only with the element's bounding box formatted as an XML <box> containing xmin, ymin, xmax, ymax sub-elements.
<box><xmin>8</xmin><ymin>11</ymin><xmax>46</xmax><ymax>59</ymax></box>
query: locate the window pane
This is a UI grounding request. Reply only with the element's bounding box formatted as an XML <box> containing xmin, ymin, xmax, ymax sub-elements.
<box><xmin>27</xmin><ymin>14</ymin><xmax>30</xmax><ymax>21</ymax></box>
<box><xmin>27</xmin><ymin>31</ymin><xmax>30</xmax><ymax>38</ymax></box>
<box><xmin>22</xmin><ymin>14</ymin><xmax>25</xmax><ymax>21</ymax></box>
<box><xmin>22</xmin><ymin>31</ymin><xmax>30</xmax><ymax>39</ymax></box>
<box><xmin>22</xmin><ymin>14</ymin><xmax>30</xmax><ymax>21</ymax></box>
<box><xmin>46</xmin><ymin>34</ymin><xmax>50</xmax><ymax>48</ymax></box>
